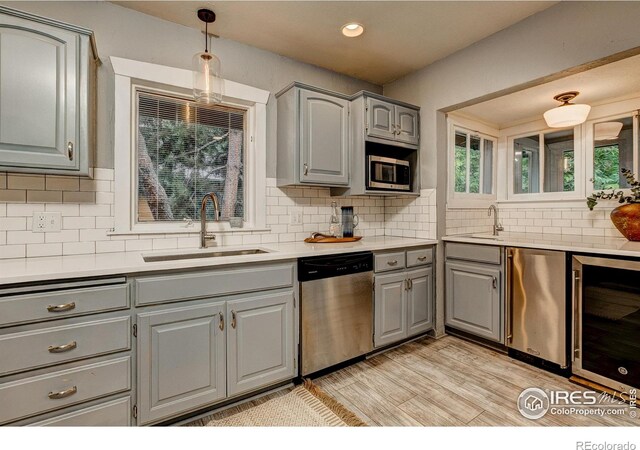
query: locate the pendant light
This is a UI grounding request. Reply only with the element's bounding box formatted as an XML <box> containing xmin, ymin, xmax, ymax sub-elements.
<box><xmin>193</xmin><ymin>8</ymin><xmax>223</xmax><ymax>104</ymax></box>
<box><xmin>543</xmin><ymin>91</ymin><xmax>591</xmax><ymax>128</ymax></box>
<box><xmin>594</xmin><ymin>121</ymin><xmax>623</xmax><ymax>141</ymax></box>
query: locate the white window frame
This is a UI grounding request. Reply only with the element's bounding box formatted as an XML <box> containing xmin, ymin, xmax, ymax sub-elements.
<box><xmin>505</xmin><ymin>123</ymin><xmax>585</xmax><ymax>202</ymax></box>
<box><xmin>110</xmin><ymin>57</ymin><xmax>270</xmax><ymax>234</ymax></box>
<box><xmin>447</xmin><ymin>115</ymin><xmax>498</xmax><ymax>208</ymax></box>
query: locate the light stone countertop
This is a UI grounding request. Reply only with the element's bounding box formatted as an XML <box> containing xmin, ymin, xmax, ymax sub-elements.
<box><xmin>0</xmin><ymin>236</ymin><xmax>437</xmax><ymax>286</ymax></box>
<box><xmin>443</xmin><ymin>232</ymin><xmax>640</xmax><ymax>258</ymax></box>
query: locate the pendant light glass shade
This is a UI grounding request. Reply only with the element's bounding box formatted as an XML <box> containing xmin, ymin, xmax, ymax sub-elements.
<box><xmin>594</xmin><ymin>121</ymin><xmax>623</xmax><ymax>141</ymax></box>
<box><xmin>543</xmin><ymin>91</ymin><xmax>590</xmax><ymax>128</ymax></box>
<box><xmin>193</xmin><ymin>9</ymin><xmax>223</xmax><ymax>104</ymax></box>
<box><xmin>193</xmin><ymin>50</ymin><xmax>223</xmax><ymax>104</ymax></box>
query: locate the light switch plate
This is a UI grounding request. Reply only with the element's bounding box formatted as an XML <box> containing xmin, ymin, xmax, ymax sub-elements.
<box><xmin>33</xmin><ymin>212</ymin><xmax>61</xmax><ymax>233</ymax></box>
<box><xmin>290</xmin><ymin>209</ymin><xmax>303</xmax><ymax>225</ymax></box>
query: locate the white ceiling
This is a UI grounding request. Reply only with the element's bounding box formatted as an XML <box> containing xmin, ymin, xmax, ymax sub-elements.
<box><xmin>458</xmin><ymin>53</ymin><xmax>640</xmax><ymax>128</ymax></box>
<box><xmin>113</xmin><ymin>1</ymin><xmax>556</xmax><ymax>85</ymax></box>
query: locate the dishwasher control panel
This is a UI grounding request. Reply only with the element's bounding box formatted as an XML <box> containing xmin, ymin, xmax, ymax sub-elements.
<box><xmin>298</xmin><ymin>252</ymin><xmax>373</xmax><ymax>282</ymax></box>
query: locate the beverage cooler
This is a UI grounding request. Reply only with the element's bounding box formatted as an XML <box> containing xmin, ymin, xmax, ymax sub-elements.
<box><xmin>572</xmin><ymin>255</ymin><xmax>640</xmax><ymax>392</ymax></box>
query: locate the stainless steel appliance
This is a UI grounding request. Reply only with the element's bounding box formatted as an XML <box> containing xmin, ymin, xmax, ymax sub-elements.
<box><xmin>367</xmin><ymin>155</ymin><xmax>411</xmax><ymax>191</ymax></box>
<box><xmin>298</xmin><ymin>252</ymin><xmax>373</xmax><ymax>376</ymax></box>
<box><xmin>573</xmin><ymin>255</ymin><xmax>640</xmax><ymax>392</ymax></box>
<box><xmin>506</xmin><ymin>247</ymin><xmax>567</xmax><ymax>367</ymax></box>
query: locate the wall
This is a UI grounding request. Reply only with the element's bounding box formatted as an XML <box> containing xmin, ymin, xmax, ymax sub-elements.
<box><xmin>0</xmin><ymin>1</ymin><xmax>395</xmax><ymax>259</ymax></box>
<box><xmin>0</xmin><ymin>171</ymin><xmax>393</xmax><ymax>259</ymax></box>
<box><xmin>0</xmin><ymin>1</ymin><xmax>380</xmax><ymax>175</ymax></box>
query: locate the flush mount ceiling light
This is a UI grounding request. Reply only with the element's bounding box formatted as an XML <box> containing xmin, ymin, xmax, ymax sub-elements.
<box><xmin>193</xmin><ymin>8</ymin><xmax>224</xmax><ymax>104</ymax></box>
<box><xmin>543</xmin><ymin>91</ymin><xmax>591</xmax><ymax>128</ymax></box>
<box><xmin>594</xmin><ymin>121</ymin><xmax>624</xmax><ymax>141</ymax></box>
<box><xmin>341</xmin><ymin>22</ymin><xmax>364</xmax><ymax>37</ymax></box>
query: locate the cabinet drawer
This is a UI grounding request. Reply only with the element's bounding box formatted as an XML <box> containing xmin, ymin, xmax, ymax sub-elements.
<box><xmin>28</xmin><ymin>396</ymin><xmax>131</xmax><ymax>427</ymax></box>
<box><xmin>374</xmin><ymin>252</ymin><xmax>406</xmax><ymax>273</ymax></box>
<box><xmin>0</xmin><ymin>284</ymin><xmax>129</xmax><ymax>327</ymax></box>
<box><xmin>135</xmin><ymin>263</ymin><xmax>294</xmax><ymax>306</ymax></box>
<box><xmin>0</xmin><ymin>315</ymin><xmax>130</xmax><ymax>376</ymax></box>
<box><xmin>446</xmin><ymin>242</ymin><xmax>501</xmax><ymax>265</ymax></box>
<box><xmin>406</xmin><ymin>248</ymin><xmax>433</xmax><ymax>267</ymax></box>
<box><xmin>0</xmin><ymin>356</ymin><xmax>131</xmax><ymax>425</ymax></box>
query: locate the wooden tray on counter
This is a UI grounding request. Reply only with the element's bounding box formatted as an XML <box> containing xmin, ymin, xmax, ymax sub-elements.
<box><xmin>303</xmin><ymin>236</ymin><xmax>362</xmax><ymax>243</ymax></box>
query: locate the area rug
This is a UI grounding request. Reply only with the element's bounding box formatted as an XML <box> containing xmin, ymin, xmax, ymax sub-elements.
<box><xmin>185</xmin><ymin>380</ymin><xmax>366</xmax><ymax>427</ymax></box>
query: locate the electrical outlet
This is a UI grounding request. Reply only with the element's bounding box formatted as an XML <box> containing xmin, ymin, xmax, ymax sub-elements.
<box><xmin>290</xmin><ymin>209</ymin><xmax>303</xmax><ymax>225</ymax></box>
<box><xmin>32</xmin><ymin>212</ymin><xmax>61</xmax><ymax>233</ymax></box>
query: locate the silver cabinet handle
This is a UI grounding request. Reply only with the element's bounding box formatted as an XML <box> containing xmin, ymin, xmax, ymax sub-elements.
<box><xmin>48</xmin><ymin>386</ymin><xmax>77</xmax><ymax>400</ymax></box>
<box><xmin>48</xmin><ymin>341</ymin><xmax>77</xmax><ymax>353</ymax></box>
<box><xmin>408</xmin><ymin>278</ymin><xmax>413</xmax><ymax>290</ymax></box>
<box><xmin>505</xmin><ymin>249</ymin><xmax>514</xmax><ymax>343</ymax></box>
<box><xmin>67</xmin><ymin>142</ymin><xmax>74</xmax><ymax>160</ymax></box>
<box><xmin>219</xmin><ymin>312</ymin><xmax>224</xmax><ymax>331</ymax></box>
<box><xmin>572</xmin><ymin>269</ymin><xmax>581</xmax><ymax>361</ymax></box>
<box><xmin>404</xmin><ymin>279</ymin><xmax>410</xmax><ymax>291</ymax></box>
<box><xmin>387</xmin><ymin>260</ymin><xmax>398</xmax><ymax>266</ymax></box>
<box><xmin>303</xmin><ymin>163</ymin><xmax>309</xmax><ymax>176</ymax></box>
<box><xmin>417</xmin><ymin>256</ymin><xmax>427</xmax><ymax>262</ymax></box>
<box><xmin>492</xmin><ymin>276</ymin><xmax>497</xmax><ymax>289</ymax></box>
<box><xmin>47</xmin><ymin>302</ymin><xmax>76</xmax><ymax>313</ymax></box>
<box><xmin>231</xmin><ymin>310</ymin><xmax>237</xmax><ymax>329</ymax></box>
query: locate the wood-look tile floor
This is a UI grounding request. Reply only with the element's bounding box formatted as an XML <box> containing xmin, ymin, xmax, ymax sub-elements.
<box><xmin>312</xmin><ymin>335</ymin><xmax>639</xmax><ymax>426</ymax></box>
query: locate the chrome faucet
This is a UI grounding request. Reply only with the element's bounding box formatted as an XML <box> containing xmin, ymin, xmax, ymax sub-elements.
<box><xmin>200</xmin><ymin>192</ymin><xmax>220</xmax><ymax>248</ymax></box>
<box><xmin>488</xmin><ymin>204</ymin><xmax>504</xmax><ymax>236</ymax></box>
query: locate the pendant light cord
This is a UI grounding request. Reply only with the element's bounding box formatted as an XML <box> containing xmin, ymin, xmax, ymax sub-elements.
<box><xmin>204</xmin><ymin>22</ymin><xmax>208</xmax><ymax>53</ymax></box>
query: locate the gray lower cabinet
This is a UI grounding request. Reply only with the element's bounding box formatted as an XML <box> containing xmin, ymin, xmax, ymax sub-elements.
<box><xmin>406</xmin><ymin>267</ymin><xmax>434</xmax><ymax>336</ymax></box>
<box><xmin>136</xmin><ymin>301</ymin><xmax>226</xmax><ymax>425</ymax></box>
<box><xmin>374</xmin><ymin>263</ymin><xmax>433</xmax><ymax>348</ymax></box>
<box><xmin>0</xmin><ymin>6</ymin><xmax>96</xmax><ymax>176</ymax></box>
<box><xmin>276</xmin><ymin>82</ymin><xmax>349</xmax><ymax>187</ymax></box>
<box><xmin>227</xmin><ymin>291</ymin><xmax>295</xmax><ymax>397</ymax></box>
<box><xmin>445</xmin><ymin>261</ymin><xmax>502</xmax><ymax>342</ymax></box>
<box><xmin>374</xmin><ymin>271</ymin><xmax>407</xmax><ymax>348</ymax></box>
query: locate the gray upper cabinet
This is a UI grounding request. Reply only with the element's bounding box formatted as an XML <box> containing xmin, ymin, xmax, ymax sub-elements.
<box><xmin>366</xmin><ymin>98</ymin><xmax>396</xmax><ymax>141</ymax></box>
<box><xmin>365</xmin><ymin>96</ymin><xmax>419</xmax><ymax>147</ymax></box>
<box><xmin>0</xmin><ymin>7</ymin><xmax>97</xmax><ymax>176</ymax></box>
<box><xmin>277</xmin><ymin>83</ymin><xmax>349</xmax><ymax>187</ymax></box>
<box><xmin>445</xmin><ymin>260</ymin><xmax>502</xmax><ymax>342</ymax></box>
<box><xmin>395</xmin><ymin>105</ymin><xmax>419</xmax><ymax>146</ymax></box>
<box><xmin>136</xmin><ymin>301</ymin><xmax>226</xmax><ymax>425</ymax></box>
<box><xmin>226</xmin><ymin>290</ymin><xmax>295</xmax><ymax>397</ymax></box>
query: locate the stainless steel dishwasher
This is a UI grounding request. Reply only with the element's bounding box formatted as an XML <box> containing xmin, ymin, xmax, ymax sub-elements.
<box><xmin>298</xmin><ymin>252</ymin><xmax>373</xmax><ymax>376</ymax></box>
<box><xmin>506</xmin><ymin>247</ymin><xmax>568</xmax><ymax>368</ymax></box>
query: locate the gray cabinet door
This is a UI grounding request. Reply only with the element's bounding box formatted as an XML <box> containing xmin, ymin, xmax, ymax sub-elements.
<box><xmin>406</xmin><ymin>267</ymin><xmax>433</xmax><ymax>337</ymax></box>
<box><xmin>445</xmin><ymin>261</ymin><xmax>502</xmax><ymax>342</ymax></box>
<box><xmin>0</xmin><ymin>18</ymin><xmax>79</xmax><ymax>171</ymax></box>
<box><xmin>395</xmin><ymin>105</ymin><xmax>419</xmax><ymax>146</ymax></box>
<box><xmin>299</xmin><ymin>89</ymin><xmax>349</xmax><ymax>185</ymax></box>
<box><xmin>366</xmin><ymin>97</ymin><xmax>396</xmax><ymax>141</ymax></box>
<box><xmin>137</xmin><ymin>301</ymin><xmax>226</xmax><ymax>425</ymax></box>
<box><xmin>226</xmin><ymin>291</ymin><xmax>295</xmax><ymax>397</ymax></box>
<box><xmin>374</xmin><ymin>271</ymin><xmax>407</xmax><ymax>348</ymax></box>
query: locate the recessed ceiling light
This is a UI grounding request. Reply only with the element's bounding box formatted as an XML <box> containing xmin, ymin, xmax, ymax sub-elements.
<box><xmin>341</xmin><ymin>22</ymin><xmax>364</xmax><ymax>37</ymax></box>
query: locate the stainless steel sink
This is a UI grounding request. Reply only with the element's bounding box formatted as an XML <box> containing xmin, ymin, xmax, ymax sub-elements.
<box><xmin>469</xmin><ymin>234</ymin><xmax>503</xmax><ymax>241</ymax></box>
<box><xmin>143</xmin><ymin>249</ymin><xmax>269</xmax><ymax>263</ymax></box>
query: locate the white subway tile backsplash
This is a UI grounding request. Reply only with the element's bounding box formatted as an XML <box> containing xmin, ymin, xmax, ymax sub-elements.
<box><xmin>27</xmin><ymin>243</ymin><xmax>62</xmax><ymax>258</ymax></box>
<box><xmin>96</xmin><ymin>240</ymin><xmax>125</xmax><ymax>254</ymax></box>
<box><xmin>45</xmin><ymin>230</ymin><xmax>79</xmax><ymax>243</ymax></box>
<box><xmin>63</xmin><ymin>191</ymin><xmax>95</xmax><ymax>203</ymax></box>
<box><xmin>7</xmin><ymin>230</ymin><xmax>44</xmax><ymax>245</ymax></box>
<box><xmin>0</xmin><ymin>244</ymin><xmax>25</xmax><ymax>259</ymax></box>
<box><xmin>0</xmin><ymin>217</ymin><xmax>26</xmax><ymax>231</ymax></box>
<box><xmin>63</xmin><ymin>242</ymin><xmax>95</xmax><ymax>255</ymax></box>
<box><xmin>7</xmin><ymin>174</ymin><xmax>45</xmax><ymax>190</ymax></box>
<box><xmin>63</xmin><ymin>216</ymin><xmax>96</xmax><ymax>230</ymax></box>
<box><xmin>27</xmin><ymin>190</ymin><xmax>63</xmax><ymax>203</ymax></box>
<box><xmin>45</xmin><ymin>176</ymin><xmax>80</xmax><ymax>191</ymax></box>
<box><xmin>0</xmin><ymin>190</ymin><xmax>26</xmax><ymax>203</ymax></box>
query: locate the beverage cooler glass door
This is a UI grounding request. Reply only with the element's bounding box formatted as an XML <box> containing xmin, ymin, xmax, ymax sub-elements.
<box><xmin>573</xmin><ymin>255</ymin><xmax>640</xmax><ymax>392</ymax></box>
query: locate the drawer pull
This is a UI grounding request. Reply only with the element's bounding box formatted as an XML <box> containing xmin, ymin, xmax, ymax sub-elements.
<box><xmin>417</xmin><ymin>256</ymin><xmax>427</xmax><ymax>262</ymax></box>
<box><xmin>387</xmin><ymin>260</ymin><xmax>398</xmax><ymax>266</ymax></box>
<box><xmin>48</xmin><ymin>386</ymin><xmax>77</xmax><ymax>400</ymax></box>
<box><xmin>47</xmin><ymin>302</ymin><xmax>76</xmax><ymax>313</ymax></box>
<box><xmin>48</xmin><ymin>341</ymin><xmax>77</xmax><ymax>354</ymax></box>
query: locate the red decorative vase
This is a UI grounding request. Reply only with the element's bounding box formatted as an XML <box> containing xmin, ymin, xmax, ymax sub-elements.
<box><xmin>610</xmin><ymin>203</ymin><xmax>640</xmax><ymax>241</ymax></box>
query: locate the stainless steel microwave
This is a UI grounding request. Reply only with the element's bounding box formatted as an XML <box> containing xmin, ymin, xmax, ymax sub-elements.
<box><xmin>367</xmin><ymin>155</ymin><xmax>411</xmax><ymax>191</ymax></box>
